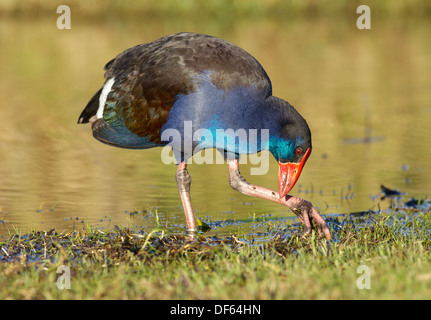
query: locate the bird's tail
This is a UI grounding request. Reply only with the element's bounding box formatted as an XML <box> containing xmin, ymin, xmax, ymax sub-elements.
<box><xmin>78</xmin><ymin>88</ymin><xmax>102</xmax><ymax>124</ymax></box>
<box><xmin>90</xmin><ymin>118</ymin><xmax>159</xmax><ymax>149</ymax></box>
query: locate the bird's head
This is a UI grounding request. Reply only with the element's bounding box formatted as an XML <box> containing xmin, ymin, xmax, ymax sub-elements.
<box><xmin>269</xmin><ymin>109</ymin><xmax>312</xmax><ymax>199</ymax></box>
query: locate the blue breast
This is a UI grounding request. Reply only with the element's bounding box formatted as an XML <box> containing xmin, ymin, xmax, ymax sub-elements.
<box><xmin>161</xmin><ymin>72</ymin><xmax>281</xmax><ymax>162</ymax></box>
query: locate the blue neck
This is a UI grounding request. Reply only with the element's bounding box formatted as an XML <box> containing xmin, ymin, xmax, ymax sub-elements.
<box><xmin>161</xmin><ymin>73</ymin><xmax>287</xmax><ymax>161</ymax></box>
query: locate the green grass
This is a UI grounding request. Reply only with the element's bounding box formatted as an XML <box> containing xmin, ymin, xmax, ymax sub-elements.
<box><xmin>1</xmin><ymin>209</ymin><xmax>431</xmax><ymax>299</ymax></box>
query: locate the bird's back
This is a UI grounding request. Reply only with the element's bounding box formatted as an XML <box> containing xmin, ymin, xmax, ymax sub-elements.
<box><xmin>78</xmin><ymin>33</ymin><xmax>273</xmax><ymax>150</ymax></box>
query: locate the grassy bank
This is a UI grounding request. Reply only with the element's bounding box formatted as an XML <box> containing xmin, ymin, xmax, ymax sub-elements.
<box><xmin>1</xmin><ymin>209</ymin><xmax>431</xmax><ymax>299</ymax></box>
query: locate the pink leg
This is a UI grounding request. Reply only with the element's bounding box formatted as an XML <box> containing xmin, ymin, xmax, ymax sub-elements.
<box><xmin>176</xmin><ymin>161</ymin><xmax>197</xmax><ymax>237</ymax></box>
<box><xmin>228</xmin><ymin>159</ymin><xmax>331</xmax><ymax>240</ymax></box>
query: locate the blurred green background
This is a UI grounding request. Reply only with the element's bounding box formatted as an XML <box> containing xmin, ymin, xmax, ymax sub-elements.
<box><xmin>0</xmin><ymin>0</ymin><xmax>430</xmax><ymax>238</ymax></box>
<box><xmin>1</xmin><ymin>0</ymin><xmax>431</xmax><ymax>19</ymax></box>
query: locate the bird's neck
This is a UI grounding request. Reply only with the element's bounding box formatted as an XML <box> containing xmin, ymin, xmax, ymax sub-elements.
<box><xmin>264</xmin><ymin>96</ymin><xmax>301</xmax><ymax>161</ymax></box>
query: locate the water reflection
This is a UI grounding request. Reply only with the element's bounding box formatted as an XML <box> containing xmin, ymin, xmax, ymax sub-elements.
<box><xmin>0</xmin><ymin>16</ymin><xmax>430</xmax><ymax>239</ymax></box>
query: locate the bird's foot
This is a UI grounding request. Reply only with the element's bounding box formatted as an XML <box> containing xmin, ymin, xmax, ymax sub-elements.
<box><xmin>291</xmin><ymin>201</ymin><xmax>332</xmax><ymax>240</ymax></box>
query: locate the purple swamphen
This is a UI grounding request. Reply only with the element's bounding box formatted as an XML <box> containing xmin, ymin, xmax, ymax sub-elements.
<box><xmin>78</xmin><ymin>33</ymin><xmax>331</xmax><ymax>240</ymax></box>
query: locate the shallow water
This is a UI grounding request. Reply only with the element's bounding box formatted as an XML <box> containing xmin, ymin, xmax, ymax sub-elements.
<box><xmin>0</xmin><ymin>15</ymin><xmax>430</xmax><ymax>240</ymax></box>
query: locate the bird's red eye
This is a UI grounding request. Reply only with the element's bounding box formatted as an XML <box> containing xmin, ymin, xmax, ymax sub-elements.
<box><xmin>295</xmin><ymin>147</ymin><xmax>302</xmax><ymax>155</ymax></box>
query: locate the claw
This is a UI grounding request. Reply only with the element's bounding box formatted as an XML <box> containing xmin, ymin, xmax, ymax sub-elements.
<box><xmin>309</xmin><ymin>207</ymin><xmax>332</xmax><ymax>240</ymax></box>
<box><xmin>301</xmin><ymin>209</ymin><xmax>312</xmax><ymax>236</ymax></box>
<box><xmin>297</xmin><ymin>205</ymin><xmax>332</xmax><ymax>240</ymax></box>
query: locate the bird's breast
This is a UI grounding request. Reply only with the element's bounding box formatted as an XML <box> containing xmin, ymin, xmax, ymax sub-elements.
<box><xmin>161</xmin><ymin>73</ymin><xmax>279</xmax><ymax>161</ymax></box>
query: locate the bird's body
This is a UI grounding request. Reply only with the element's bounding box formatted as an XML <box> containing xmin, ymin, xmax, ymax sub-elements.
<box><xmin>79</xmin><ymin>32</ymin><xmax>331</xmax><ymax>239</ymax></box>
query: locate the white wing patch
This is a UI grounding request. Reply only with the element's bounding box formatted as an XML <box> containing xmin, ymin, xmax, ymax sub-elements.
<box><xmin>97</xmin><ymin>78</ymin><xmax>115</xmax><ymax>119</ymax></box>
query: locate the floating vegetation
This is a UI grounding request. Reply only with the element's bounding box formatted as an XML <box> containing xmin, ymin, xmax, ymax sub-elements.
<box><xmin>1</xmin><ymin>206</ymin><xmax>430</xmax><ymax>265</ymax></box>
<box><xmin>0</xmin><ymin>226</ymin><xmax>246</xmax><ymax>264</ymax></box>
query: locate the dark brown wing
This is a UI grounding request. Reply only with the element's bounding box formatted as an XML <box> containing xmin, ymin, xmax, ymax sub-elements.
<box><xmin>79</xmin><ymin>32</ymin><xmax>272</xmax><ymax>146</ymax></box>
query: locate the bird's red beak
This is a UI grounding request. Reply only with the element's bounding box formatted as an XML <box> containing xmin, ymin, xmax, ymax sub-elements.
<box><xmin>278</xmin><ymin>148</ymin><xmax>311</xmax><ymax>199</ymax></box>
